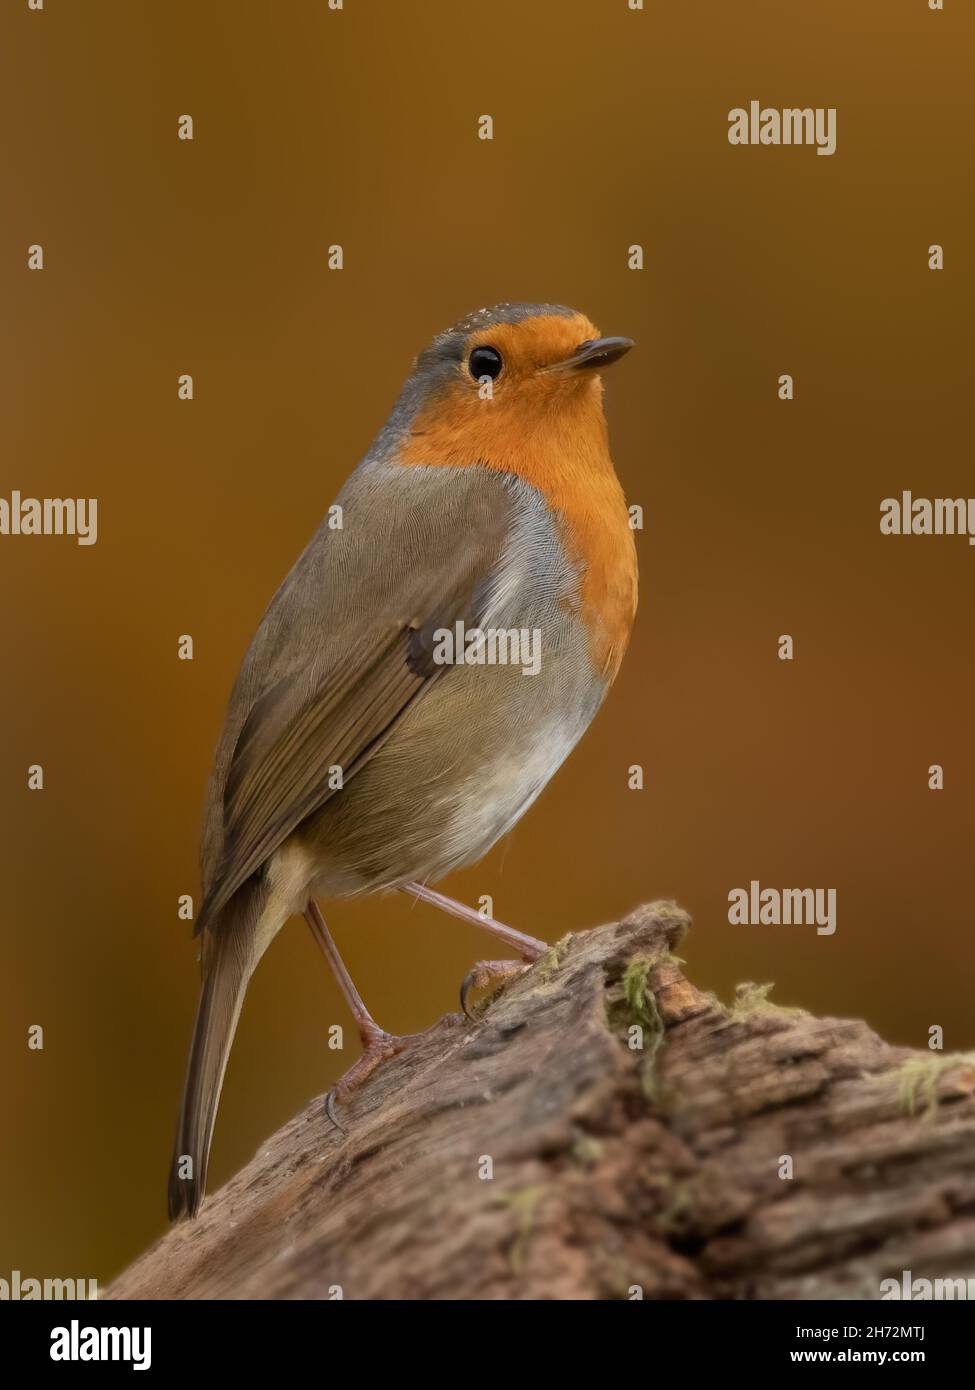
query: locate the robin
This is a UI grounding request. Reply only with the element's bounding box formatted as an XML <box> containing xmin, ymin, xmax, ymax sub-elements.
<box><xmin>168</xmin><ymin>302</ymin><xmax>637</xmax><ymax>1220</ymax></box>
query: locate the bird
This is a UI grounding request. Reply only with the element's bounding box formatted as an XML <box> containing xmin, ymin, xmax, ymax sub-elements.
<box><xmin>168</xmin><ymin>301</ymin><xmax>638</xmax><ymax>1220</ymax></box>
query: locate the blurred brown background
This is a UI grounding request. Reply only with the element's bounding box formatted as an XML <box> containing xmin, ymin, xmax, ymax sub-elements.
<box><xmin>1</xmin><ymin>0</ymin><xmax>971</xmax><ymax>1285</ymax></box>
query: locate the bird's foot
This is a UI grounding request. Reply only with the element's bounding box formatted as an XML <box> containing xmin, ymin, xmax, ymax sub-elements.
<box><xmin>323</xmin><ymin>1021</ymin><xmax>419</xmax><ymax>1133</ymax></box>
<box><xmin>396</xmin><ymin>882</ymin><xmax>548</xmax><ymax>1018</ymax></box>
<box><xmin>460</xmin><ymin>957</ymin><xmax>537</xmax><ymax>1020</ymax></box>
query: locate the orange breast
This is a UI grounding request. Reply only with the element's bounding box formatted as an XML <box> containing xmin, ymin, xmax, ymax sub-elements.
<box><xmin>397</xmin><ymin>378</ymin><xmax>638</xmax><ymax>682</ymax></box>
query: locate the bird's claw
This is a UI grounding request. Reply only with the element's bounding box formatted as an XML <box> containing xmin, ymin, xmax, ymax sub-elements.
<box><xmin>323</xmin><ymin>1087</ymin><xmax>346</xmax><ymax>1134</ymax></box>
<box><xmin>322</xmin><ymin>1027</ymin><xmax>415</xmax><ymax>1133</ymax></box>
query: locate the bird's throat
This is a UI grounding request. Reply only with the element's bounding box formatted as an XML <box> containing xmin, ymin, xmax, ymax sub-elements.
<box><xmin>398</xmin><ymin>383</ymin><xmax>637</xmax><ymax>682</ymax></box>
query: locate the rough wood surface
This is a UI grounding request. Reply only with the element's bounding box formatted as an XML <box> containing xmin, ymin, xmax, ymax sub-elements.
<box><xmin>109</xmin><ymin>902</ymin><xmax>975</xmax><ymax>1300</ymax></box>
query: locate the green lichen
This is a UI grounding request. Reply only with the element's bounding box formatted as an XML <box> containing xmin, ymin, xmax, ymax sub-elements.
<box><xmin>658</xmin><ymin>1180</ymin><xmax>695</xmax><ymax>1232</ymax></box>
<box><xmin>623</xmin><ymin>959</ymin><xmax>653</xmax><ymax>1016</ymax></box>
<box><xmin>496</xmin><ymin>1185</ymin><xmax>547</xmax><ymax>1275</ymax></box>
<box><xmin>885</xmin><ymin>1053</ymin><xmax>975</xmax><ymax>1121</ymax></box>
<box><xmin>570</xmin><ymin>1128</ymin><xmax>604</xmax><ymax>1168</ymax></box>
<box><xmin>608</xmin><ymin>958</ymin><xmax>666</xmax><ymax>1098</ymax></box>
<box><xmin>727</xmin><ymin>980</ymin><xmax>804</xmax><ymax>1023</ymax></box>
<box><xmin>535</xmin><ymin>933</ymin><xmax>572</xmax><ymax>982</ymax></box>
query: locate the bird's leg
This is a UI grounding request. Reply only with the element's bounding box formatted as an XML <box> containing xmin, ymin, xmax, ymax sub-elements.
<box><xmin>305</xmin><ymin>900</ymin><xmax>422</xmax><ymax>1132</ymax></box>
<box><xmin>398</xmin><ymin>881</ymin><xmax>549</xmax><ymax>1019</ymax></box>
<box><xmin>399</xmin><ymin>880</ymin><xmax>548</xmax><ymax>956</ymax></box>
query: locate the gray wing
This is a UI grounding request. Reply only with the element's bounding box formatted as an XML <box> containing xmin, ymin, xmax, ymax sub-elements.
<box><xmin>196</xmin><ymin>463</ymin><xmax>517</xmax><ymax>932</ymax></box>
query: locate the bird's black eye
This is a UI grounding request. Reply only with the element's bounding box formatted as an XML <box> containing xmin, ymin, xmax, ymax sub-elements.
<box><xmin>468</xmin><ymin>345</ymin><xmax>504</xmax><ymax>382</ymax></box>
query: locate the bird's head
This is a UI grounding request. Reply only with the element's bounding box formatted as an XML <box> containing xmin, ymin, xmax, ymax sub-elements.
<box><xmin>381</xmin><ymin>303</ymin><xmax>633</xmax><ymax>479</ymax></box>
<box><xmin>416</xmin><ymin>301</ymin><xmax>632</xmax><ymax>397</ymax></box>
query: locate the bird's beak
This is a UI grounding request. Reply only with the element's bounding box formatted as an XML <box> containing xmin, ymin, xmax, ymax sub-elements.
<box><xmin>544</xmin><ymin>336</ymin><xmax>635</xmax><ymax>374</ymax></box>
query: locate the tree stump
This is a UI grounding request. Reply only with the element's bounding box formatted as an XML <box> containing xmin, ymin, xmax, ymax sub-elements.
<box><xmin>108</xmin><ymin>902</ymin><xmax>975</xmax><ymax>1300</ymax></box>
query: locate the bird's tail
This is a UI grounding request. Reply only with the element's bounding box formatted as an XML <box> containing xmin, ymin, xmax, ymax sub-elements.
<box><xmin>168</xmin><ymin>880</ymin><xmax>265</xmax><ymax>1221</ymax></box>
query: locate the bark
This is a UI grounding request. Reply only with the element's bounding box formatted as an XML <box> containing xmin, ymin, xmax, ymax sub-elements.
<box><xmin>108</xmin><ymin>901</ymin><xmax>975</xmax><ymax>1300</ymax></box>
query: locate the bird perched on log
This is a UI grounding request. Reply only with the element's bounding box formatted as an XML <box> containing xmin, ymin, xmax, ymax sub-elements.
<box><xmin>168</xmin><ymin>302</ymin><xmax>637</xmax><ymax>1219</ymax></box>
